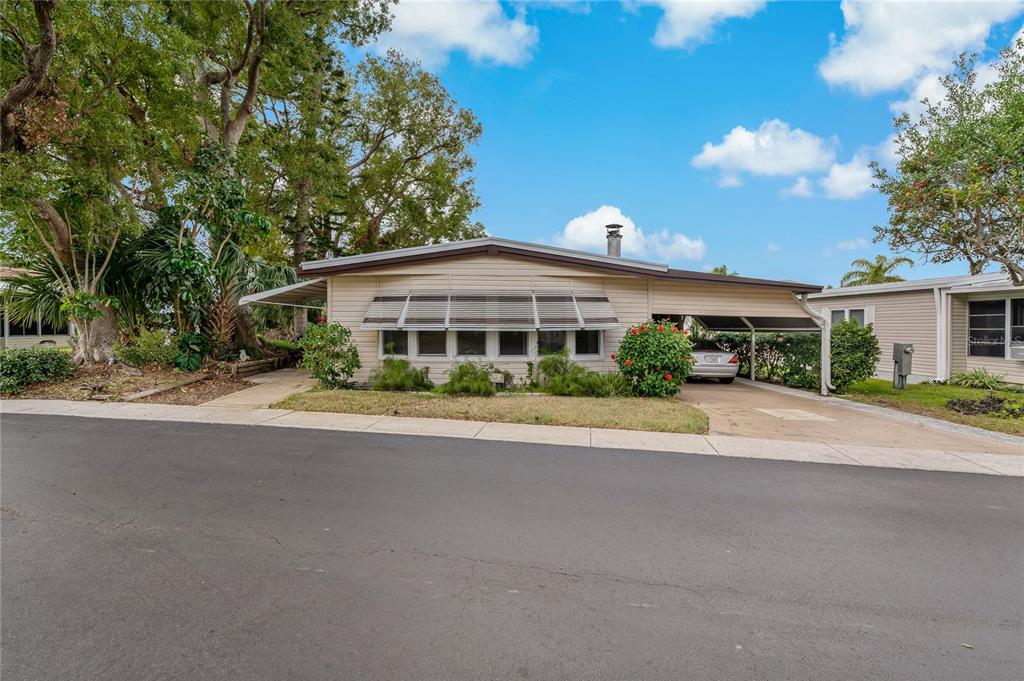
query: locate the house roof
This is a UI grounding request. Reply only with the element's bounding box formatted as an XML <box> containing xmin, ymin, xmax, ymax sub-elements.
<box><xmin>808</xmin><ymin>272</ymin><xmax>1013</xmax><ymax>299</ymax></box>
<box><xmin>299</xmin><ymin>237</ymin><xmax>822</xmax><ymax>293</ymax></box>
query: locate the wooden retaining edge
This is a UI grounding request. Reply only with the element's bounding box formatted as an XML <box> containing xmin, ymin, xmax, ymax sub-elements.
<box><xmin>120</xmin><ymin>373</ymin><xmax>210</xmax><ymax>402</ymax></box>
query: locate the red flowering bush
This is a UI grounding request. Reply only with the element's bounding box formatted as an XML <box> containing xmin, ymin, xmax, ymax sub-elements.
<box><xmin>614</xmin><ymin>319</ymin><xmax>693</xmax><ymax>397</ymax></box>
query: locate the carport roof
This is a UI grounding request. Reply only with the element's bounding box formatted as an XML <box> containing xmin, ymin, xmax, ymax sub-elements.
<box><xmin>239</xmin><ymin>278</ymin><xmax>327</xmax><ymax>308</ymax></box>
<box><xmin>688</xmin><ymin>314</ymin><xmax>821</xmax><ymax>332</ymax></box>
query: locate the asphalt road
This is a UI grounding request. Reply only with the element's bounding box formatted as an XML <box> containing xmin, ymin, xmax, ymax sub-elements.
<box><xmin>2</xmin><ymin>414</ymin><xmax>1022</xmax><ymax>681</ymax></box>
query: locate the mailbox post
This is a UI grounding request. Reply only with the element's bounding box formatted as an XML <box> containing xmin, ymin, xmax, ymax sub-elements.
<box><xmin>893</xmin><ymin>343</ymin><xmax>914</xmax><ymax>389</ymax></box>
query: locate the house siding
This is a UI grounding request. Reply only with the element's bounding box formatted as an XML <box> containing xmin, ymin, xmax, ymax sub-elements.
<box><xmin>329</xmin><ymin>254</ymin><xmax>810</xmax><ymax>384</ymax></box>
<box><xmin>950</xmin><ymin>293</ymin><xmax>1024</xmax><ymax>384</ymax></box>
<box><xmin>1</xmin><ymin>334</ymin><xmax>72</xmax><ymax>349</ymax></box>
<box><xmin>810</xmin><ymin>289</ymin><xmax>938</xmax><ymax>383</ymax></box>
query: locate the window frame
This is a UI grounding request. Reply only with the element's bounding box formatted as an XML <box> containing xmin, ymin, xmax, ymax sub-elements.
<box><xmin>829</xmin><ymin>307</ymin><xmax>867</xmax><ymax>328</ymax></box>
<box><xmin>454</xmin><ymin>330</ymin><xmax>488</xmax><ymax>358</ymax></box>
<box><xmin>537</xmin><ymin>330</ymin><xmax>568</xmax><ymax>356</ymax></box>
<box><xmin>967</xmin><ymin>297</ymin><xmax>1023</xmax><ymax>360</ymax></box>
<box><xmin>415</xmin><ymin>330</ymin><xmax>449</xmax><ymax>358</ymax></box>
<box><xmin>497</xmin><ymin>330</ymin><xmax>529</xmax><ymax>358</ymax></box>
<box><xmin>572</xmin><ymin>329</ymin><xmax>602</xmax><ymax>358</ymax></box>
<box><xmin>378</xmin><ymin>330</ymin><xmax>409</xmax><ymax>357</ymax></box>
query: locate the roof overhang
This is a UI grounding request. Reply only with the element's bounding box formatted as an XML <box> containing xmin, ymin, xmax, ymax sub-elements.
<box><xmin>689</xmin><ymin>314</ymin><xmax>820</xmax><ymax>332</ymax></box>
<box><xmin>239</xmin><ymin>278</ymin><xmax>326</xmax><ymax>308</ymax></box>
<box><xmin>299</xmin><ymin>238</ymin><xmax>821</xmax><ymax>294</ymax></box>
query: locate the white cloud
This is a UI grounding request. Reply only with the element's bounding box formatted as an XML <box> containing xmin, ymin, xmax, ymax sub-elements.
<box><xmin>766</xmin><ymin>241</ymin><xmax>782</xmax><ymax>253</ymax></box>
<box><xmin>820</xmin><ymin>154</ymin><xmax>874</xmax><ymax>200</ymax></box>
<box><xmin>781</xmin><ymin>176</ymin><xmax>813</xmax><ymax>199</ymax></box>
<box><xmin>822</xmin><ymin>237</ymin><xmax>869</xmax><ymax>257</ymax></box>
<box><xmin>819</xmin><ymin>0</ymin><xmax>1024</xmax><ymax>94</ymax></box>
<box><xmin>375</xmin><ymin>0</ymin><xmax>539</xmax><ymax>68</ymax></box>
<box><xmin>718</xmin><ymin>173</ymin><xmax>743</xmax><ymax>188</ymax></box>
<box><xmin>554</xmin><ymin>205</ymin><xmax>706</xmax><ymax>262</ymax></box>
<box><xmin>640</xmin><ymin>0</ymin><xmax>767</xmax><ymax>49</ymax></box>
<box><xmin>692</xmin><ymin>119</ymin><xmax>836</xmax><ymax>181</ymax></box>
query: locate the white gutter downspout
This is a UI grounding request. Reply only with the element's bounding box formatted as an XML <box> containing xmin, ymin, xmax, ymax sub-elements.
<box><xmin>797</xmin><ymin>294</ymin><xmax>834</xmax><ymax>396</ymax></box>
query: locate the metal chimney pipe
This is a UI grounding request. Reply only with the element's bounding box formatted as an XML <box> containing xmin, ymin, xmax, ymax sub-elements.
<box><xmin>606</xmin><ymin>224</ymin><xmax>622</xmax><ymax>257</ymax></box>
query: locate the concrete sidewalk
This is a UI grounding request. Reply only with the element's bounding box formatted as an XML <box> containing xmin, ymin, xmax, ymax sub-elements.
<box><xmin>2</xmin><ymin>398</ymin><xmax>1020</xmax><ymax>477</ymax></box>
<box><xmin>202</xmin><ymin>368</ymin><xmax>316</xmax><ymax>408</ymax></box>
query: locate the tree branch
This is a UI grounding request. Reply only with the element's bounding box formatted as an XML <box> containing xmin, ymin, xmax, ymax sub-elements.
<box><xmin>1</xmin><ymin>0</ymin><xmax>56</xmax><ymax>152</ymax></box>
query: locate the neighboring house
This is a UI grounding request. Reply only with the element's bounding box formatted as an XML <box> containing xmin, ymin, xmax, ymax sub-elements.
<box><xmin>243</xmin><ymin>227</ymin><xmax>827</xmax><ymax>387</ymax></box>
<box><xmin>809</xmin><ymin>273</ymin><xmax>1024</xmax><ymax>385</ymax></box>
<box><xmin>0</xmin><ymin>267</ymin><xmax>73</xmax><ymax>350</ymax></box>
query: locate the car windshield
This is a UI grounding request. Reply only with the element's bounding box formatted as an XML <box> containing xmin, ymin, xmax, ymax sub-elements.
<box><xmin>692</xmin><ymin>340</ymin><xmax>723</xmax><ymax>351</ymax></box>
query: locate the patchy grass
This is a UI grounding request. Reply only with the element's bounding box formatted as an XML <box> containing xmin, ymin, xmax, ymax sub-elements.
<box><xmin>844</xmin><ymin>379</ymin><xmax>1024</xmax><ymax>436</ymax></box>
<box><xmin>275</xmin><ymin>390</ymin><xmax>709</xmax><ymax>434</ymax></box>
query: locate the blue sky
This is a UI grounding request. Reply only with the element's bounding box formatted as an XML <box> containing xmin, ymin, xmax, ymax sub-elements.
<box><xmin>372</xmin><ymin>1</ymin><xmax>1024</xmax><ymax>286</ymax></box>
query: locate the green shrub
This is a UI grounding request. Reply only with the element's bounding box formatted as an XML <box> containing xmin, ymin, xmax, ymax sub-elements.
<box><xmin>714</xmin><ymin>332</ymin><xmax>819</xmax><ymax>387</ymax></box>
<box><xmin>370</xmin><ymin>358</ymin><xmax>433</xmax><ymax>391</ymax></box>
<box><xmin>0</xmin><ymin>347</ymin><xmax>75</xmax><ymax>394</ymax></box>
<box><xmin>614</xmin><ymin>320</ymin><xmax>693</xmax><ymax>397</ymax></box>
<box><xmin>830</xmin><ymin>320</ymin><xmax>880</xmax><ymax>393</ymax></box>
<box><xmin>114</xmin><ymin>329</ymin><xmax>177</xmax><ymax>367</ymax></box>
<box><xmin>175</xmin><ymin>332</ymin><xmax>209</xmax><ymax>372</ymax></box>
<box><xmin>437</xmin><ymin>362</ymin><xmax>496</xmax><ymax>396</ymax></box>
<box><xmin>537</xmin><ymin>350</ymin><xmax>627</xmax><ymax>397</ymax></box>
<box><xmin>948</xmin><ymin>368</ymin><xmax>1007</xmax><ymax>390</ymax></box>
<box><xmin>265</xmin><ymin>338</ymin><xmax>300</xmax><ymax>352</ymax></box>
<box><xmin>299</xmin><ymin>323</ymin><xmax>362</xmax><ymax>388</ymax></box>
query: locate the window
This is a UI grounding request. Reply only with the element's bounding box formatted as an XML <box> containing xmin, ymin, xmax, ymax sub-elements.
<box><xmin>417</xmin><ymin>331</ymin><xmax>447</xmax><ymax>356</ymax></box>
<box><xmin>574</xmin><ymin>330</ymin><xmax>601</xmax><ymax>356</ymax></box>
<box><xmin>830</xmin><ymin>308</ymin><xmax>866</xmax><ymax>327</ymax></box>
<box><xmin>456</xmin><ymin>330</ymin><xmax>486</xmax><ymax>356</ymax></box>
<box><xmin>1012</xmin><ymin>299</ymin><xmax>1024</xmax><ymax>350</ymax></box>
<box><xmin>537</xmin><ymin>330</ymin><xmax>566</xmax><ymax>355</ymax></box>
<box><xmin>498</xmin><ymin>331</ymin><xmax>527</xmax><ymax>357</ymax></box>
<box><xmin>381</xmin><ymin>330</ymin><xmax>408</xmax><ymax>356</ymax></box>
<box><xmin>968</xmin><ymin>300</ymin><xmax>1006</xmax><ymax>358</ymax></box>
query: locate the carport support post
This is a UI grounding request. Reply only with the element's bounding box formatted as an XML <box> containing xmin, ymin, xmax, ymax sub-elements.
<box><xmin>740</xmin><ymin>317</ymin><xmax>756</xmax><ymax>381</ymax></box>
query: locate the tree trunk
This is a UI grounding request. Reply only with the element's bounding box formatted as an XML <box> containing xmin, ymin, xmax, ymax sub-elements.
<box><xmin>235</xmin><ymin>303</ymin><xmax>260</xmax><ymax>355</ymax></box>
<box><xmin>72</xmin><ymin>304</ymin><xmax>118</xmax><ymax>365</ymax></box>
<box><xmin>291</xmin><ymin>175</ymin><xmax>312</xmax><ymax>338</ymax></box>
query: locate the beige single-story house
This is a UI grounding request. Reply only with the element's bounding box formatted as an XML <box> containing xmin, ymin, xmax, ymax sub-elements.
<box><xmin>243</xmin><ymin>226</ymin><xmax>831</xmax><ymax>389</ymax></box>
<box><xmin>808</xmin><ymin>273</ymin><xmax>1024</xmax><ymax>385</ymax></box>
<box><xmin>0</xmin><ymin>267</ymin><xmax>73</xmax><ymax>350</ymax></box>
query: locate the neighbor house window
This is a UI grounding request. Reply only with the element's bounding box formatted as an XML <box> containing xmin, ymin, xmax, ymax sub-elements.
<box><xmin>830</xmin><ymin>308</ymin><xmax>866</xmax><ymax>327</ymax></box>
<box><xmin>574</xmin><ymin>330</ymin><xmax>601</xmax><ymax>356</ymax></box>
<box><xmin>381</xmin><ymin>330</ymin><xmax>408</xmax><ymax>356</ymax></box>
<box><xmin>456</xmin><ymin>330</ymin><xmax>486</xmax><ymax>356</ymax></box>
<box><xmin>498</xmin><ymin>331</ymin><xmax>527</xmax><ymax>357</ymax></box>
<box><xmin>968</xmin><ymin>300</ymin><xmax>1006</xmax><ymax>358</ymax></box>
<box><xmin>417</xmin><ymin>331</ymin><xmax>447</xmax><ymax>357</ymax></box>
<box><xmin>40</xmin><ymin>318</ymin><xmax>68</xmax><ymax>335</ymax></box>
<box><xmin>8</xmin><ymin>316</ymin><xmax>35</xmax><ymax>336</ymax></box>
<box><xmin>537</xmin><ymin>330</ymin><xmax>566</xmax><ymax>355</ymax></box>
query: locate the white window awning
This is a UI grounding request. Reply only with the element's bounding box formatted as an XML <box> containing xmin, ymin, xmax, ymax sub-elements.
<box><xmin>361</xmin><ymin>289</ymin><xmax>620</xmax><ymax>331</ymax></box>
<box><xmin>238</xmin><ymin>278</ymin><xmax>327</xmax><ymax>309</ymax></box>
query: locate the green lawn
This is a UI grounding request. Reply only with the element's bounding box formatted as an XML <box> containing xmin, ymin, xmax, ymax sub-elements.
<box><xmin>843</xmin><ymin>379</ymin><xmax>1024</xmax><ymax>436</ymax></box>
<box><xmin>275</xmin><ymin>389</ymin><xmax>709</xmax><ymax>434</ymax></box>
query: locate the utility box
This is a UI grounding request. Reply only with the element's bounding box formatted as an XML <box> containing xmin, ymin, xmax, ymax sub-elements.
<box><xmin>893</xmin><ymin>343</ymin><xmax>914</xmax><ymax>389</ymax></box>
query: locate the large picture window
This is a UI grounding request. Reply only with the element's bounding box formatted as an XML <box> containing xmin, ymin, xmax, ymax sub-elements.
<box><xmin>381</xmin><ymin>330</ymin><xmax>408</xmax><ymax>356</ymax></box>
<box><xmin>574</xmin><ymin>330</ymin><xmax>601</xmax><ymax>356</ymax></box>
<box><xmin>456</xmin><ymin>330</ymin><xmax>486</xmax><ymax>356</ymax></box>
<box><xmin>1011</xmin><ymin>299</ymin><xmax>1024</xmax><ymax>351</ymax></box>
<box><xmin>417</xmin><ymin>331</ymin><xmax>447</xmax><ymax>357</ymax></box>
<box><xmin>537</xmin><ymin>331</ymin><xmax>566</xmax><ymax>355</ymax></box>
<box><xmin>498</xmin><ymin>331</ymin><xmax>527</xmax><ymax>357</ymax></box>
<box><xmin>968</xmin><ymin>300</ymin><xmax>1006</xmax><ymax>358</ymax></box>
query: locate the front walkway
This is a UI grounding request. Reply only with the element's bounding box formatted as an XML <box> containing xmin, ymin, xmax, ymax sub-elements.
<box><xmin>2</xmin><ymin>398</ymin><xmax>1020</xmax><ymax>477</ymax></box>
<box><xmin>202</xmin><ymin>368</ymin><xmax>316</xmax><ymax>408</ymax></box>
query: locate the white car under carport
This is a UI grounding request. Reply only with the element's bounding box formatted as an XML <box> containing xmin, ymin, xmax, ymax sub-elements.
<box><xmin>689</xmin><ymin>340</ymin><xmax>739</xmax><ymax>383</ymax></box>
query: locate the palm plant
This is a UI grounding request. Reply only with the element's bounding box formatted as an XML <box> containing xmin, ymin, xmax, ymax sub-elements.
<box><xmin>840</xmin><ymin>255</ymin><xmax>914</xmax><ymax>287</ymax></box>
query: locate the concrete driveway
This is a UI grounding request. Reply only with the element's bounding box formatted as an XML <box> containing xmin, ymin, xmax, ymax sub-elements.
<box><xmin>678</xmin><ymin>379</ymin><xmax>1022</xmax><ymax>455</ymax></box>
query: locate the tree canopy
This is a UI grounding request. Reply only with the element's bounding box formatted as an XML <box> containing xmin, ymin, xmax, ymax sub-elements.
<box><xmin>840</xmin><ymin>255</ymin><xmax>914</xmax><ymax>287</ymax></box>
<box><xmin>871</xmin><ymin>39</ymin><xmax>1024</xmax><ymax>285</ymax></box>
<box><xmin>1</xmin><ymin>0</ymin><xmax>485</xmax><ymax>362</ymax></box>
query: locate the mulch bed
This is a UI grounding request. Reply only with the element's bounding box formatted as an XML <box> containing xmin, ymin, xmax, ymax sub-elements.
<box><xmin>8</xmin><ymin>364</ymin><xmax>253</xmax><ymax>406</ymax></box>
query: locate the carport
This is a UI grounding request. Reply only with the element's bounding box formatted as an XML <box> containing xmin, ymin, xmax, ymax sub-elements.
<box><xmin>681</xmin><ymin>299</ymin><xmax>831</xmax><ymax>395</ymax></box>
